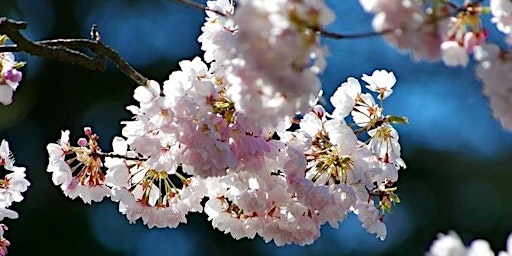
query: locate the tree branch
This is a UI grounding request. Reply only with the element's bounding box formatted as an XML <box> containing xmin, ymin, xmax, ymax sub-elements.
<box><xmin>171</xmin><ymin>0</ymin><xmax>227</xmax><ymax>16</ymax></box>
<box><xmin>317</xmin><ymin>28</ymin><xmax>394</xmax><ymax>40</ymax></box>
<box><xmin>171</xmin><ymin>0</ymin><xmax>392</xmax><ymax>40</ymax></box>
<box><xmin>0</xmin><ymin>17</ymin><xmax>148</xmax><ymax>87</ymax></box>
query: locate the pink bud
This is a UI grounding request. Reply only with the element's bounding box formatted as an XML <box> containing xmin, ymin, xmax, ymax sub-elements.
<box><xmin>463</xmin><ymin>32</ymin><xmax>478</xmax><ymax>53</ymax></box>
<box><xmin>313</xmin><ymin>105</ymin><xmax>324</xmax><ymax>118</ymax></box>
<box><xmin>83</xmin><ymin>127</ymin><xmax>93</xmax><ymax>136</ymax></box>
<box><xmin>77</xmin><ymin>138</ymin><xmax>88</xmax><ymax>147</ymax></box>
<box><xmin>3</xmin><ymin>69</ymin><xmax>22</xmax><ymax>83</ymax></box>
<box><xmin>463</xmin><ymin>31</ymin><xmax>485</xmax><ymax>54</ymax></box>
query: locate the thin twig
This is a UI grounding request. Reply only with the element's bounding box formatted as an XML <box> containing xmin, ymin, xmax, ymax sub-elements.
<box><xmin>99</xmin><ymin>152</ymin><xmax>147</xmax><ymax>161</ymax></box>
<box><xmin>318</xmin><ymin>28</ymin><xmax>394</xmax><ymax>40</ymax></box>
<box><xmin>39</xmin><ymin>39</ymin><xmax>147</xmax><ymax>87</ymax></box>
<box><xmin>171</xmin><ymin>0</ymin><xmax>226</xmax><ymax>16</ymax></box>
<box><xmin>0</xmin><ymin>17</ymin><xmax>148</xmax><ymax>87</ymax></box>
<box><xmin>172</xmin><ymin>0</ymin><xmax>392</xmax><ymax>40</ymax></box>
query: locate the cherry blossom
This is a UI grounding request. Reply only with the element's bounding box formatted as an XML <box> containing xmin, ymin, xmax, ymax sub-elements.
<box><xmin>46</xmin><ymin>128</ymin><xmax>110</xmax><ymax>204</ymax></box>
<box><xmin>474</xmin><ymin>44</ymin><xmax>512</xmax><ymax>130</ymax></box>
<box><xmin>360</xmin><ymin>0</ymin><xmax>446</xmax><ymax>61</ymax></box>
<box><xmin>0</xmin><ymin>224</ymin><xmax>9</xmax><ymax>256</ymax></box>
<box><xmin>200</xmin><ymin>0</ymin><xmax>335</xmax><ymax>130</ymax></box>
<box><xmin>426</xmin><ymin>231</ymin><xmax>512</xmax><ymax>256</ymax></box>
<box><xmin>0</xmin><ymin>139</ymin><xmax>29</xmax><ymax>255</ymax></box>
<box><xmin>362</xmin><ymin>70</ymin><xmax>397</xmax><ymax>100</ymax></box>
<box><xmin>42</xmin><ymin>0</ymin><xmax>410</xmax><ymax>247</ymax></box>
<box><xmin>500</xmin><ymin>234</ymin><xmax>512</xmax><ymax>256</ymax></box>
<box><xmin>0</xmin><ymin>140</ymin><xmax>30</xmax><ymax>211</ymax></box>
<box><xmin>5</xmin><ymin>0</ymin><xmax>512</xmax><ymax>254</ymax></box>
<box><xmin>441</xmin><ymin>41</ymin><xmax>470</xmax><ymax>67</ymax></box>
<box><xmin>0</xmin><ymin>35</ymin><xmax>24</xmax><ymax>105</ymax></box>
<box><xmin>491</xmin><ymin>0</ymin><xmax>512</xmax><ymax>36</ymax></box>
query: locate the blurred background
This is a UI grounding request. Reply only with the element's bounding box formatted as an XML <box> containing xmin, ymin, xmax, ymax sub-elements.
<box><xmin>1</xmin><ymin>0</ymin><xmax>512</xmax><ymax>255</ymax></box>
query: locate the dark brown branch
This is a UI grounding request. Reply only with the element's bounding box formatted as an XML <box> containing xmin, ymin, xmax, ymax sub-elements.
<box><xmin>171</xmin><ymin>0</ymin><xmax>227</xmax><ymax>16</ymax></box>
<box><xmin>0</xmin><ymin>17</ymin><xmax>148</xmax><ymax>87</ymax></box>
<box><xmin>318</xmin><ymin>28</ymin><xmax>394</xmax><ymax>40</ymax></box>
<box><xmin>172</xmin><ymin>0</ymin><xmax>393</xmax><ymax>40</ymax></box>
<box><xmin>39</xmin><ymin>39</ymin><xmax>147</xmax><ymax>87</ymax></box>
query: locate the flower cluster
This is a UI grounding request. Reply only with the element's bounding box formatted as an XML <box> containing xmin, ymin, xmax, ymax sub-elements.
<box><xmin>44</xmin><ymin>0</ymin><xmax>408</xmax><ymax>246</ymax></box>
<box><xmin>46</xmin><ymin>69</ymin><xmax>406</xmax><ymax>245</ymax></box>
<box><xmin>359</xmin><ymin>0</ymin><xmax>446</xmax><ymax>61</ymax></box>
<box><xmin>200</xmin><ymin>0</ymin><xmax>334</xmax><ymax>130</ymax></box>
<box><xmin>491</xmin><ymin>0</ymin><xmax>512</xmax><ymax>44</ymax></box>
<box><xmin>474</xmin><ymin>44</ymin><xmax>512</xmax><ymax>130</ymax></box>
<box><xmin>46</xmin><ymin>128</ymin><xmax>110</xmax><ymax>204</ymax></box>
<box><xmin>473</xmin><ymin>0</ymin><xmax>512</xmax><ymax>130</ymax></box>
<box><xmin>426</xmin><ymin>231</ymin><xmax>512</xmax><ymax>256</ymax></box>
<box><xmin>0</xmin><ymin>140</ymin><xmax>30</xmax><ymax>255</ymax></box>
<box><xmin>0</xmin><ymin>0</ymin><xmax>511</xmax><ymax>253</ymax></box>
<box><xmin>0</xmin><ymin>35</ymin><xmax>24</xmax><ymax>106</ymax></box>
<box><xmin>360</xmin><ymin>0</ymin><xmax>512</xmax><ymax>131</ymax></box>
<box><xmin>359</xmin><ymin>0</ymin><xmax>489</xmax><ymax>67</ymax></box>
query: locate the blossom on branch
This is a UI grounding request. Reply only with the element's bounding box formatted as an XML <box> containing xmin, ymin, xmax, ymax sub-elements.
<box><xmin>200</xmin><ymin>0</ymin><xmax>334</xmax><ymax>130</ymax></box>
<box><xmin>360</xmin><ymin>0</ymin><xmax>446</xmax><ymax>61</ymax></box>
<box><xmin>491</xmin><ymin>0</ymin><xmax>512</xmax><ymax>43</ymax></box>
<box><xmin>360</xmin><ymin>0</ymin><xmax>488</xmax><ymax>67</ymax></box>
<box><xmin>44</xmin><ymin>0</ymin><xmax>408</xmax><ymax>247</ymax></box>
<box><xmin>474</xmin><ymin>44</ymin><xmax>512</xmax><ymax>130</ymax></box>
<box><xmin>0</xmin><ymin>35</ymin><xmax>23</xmax><ymax>105</ymax></box>
<box><xmin>46</xmin><ymin>128</ymin><xmax>110</xmax><ymax>204</ymax></box>
<box><xmin>0</xmin><ymin>139</ymin><xmax>30</xmax><ymax>255</ymax></box>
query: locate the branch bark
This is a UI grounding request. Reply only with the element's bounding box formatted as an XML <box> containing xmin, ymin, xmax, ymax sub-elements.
<box><xmin>0</xmin><ymin>17</ymin><xmax>148</xmax><ymax>87</ymax></box>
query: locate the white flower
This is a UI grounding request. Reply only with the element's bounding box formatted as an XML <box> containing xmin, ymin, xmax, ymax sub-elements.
<box><xmin>46</xmin><ymin>129</ymin><xmax>110</xmax><ymax>204</ymax></box>
<box><xmin>0</xmin><ymin>52</ymin><xmax>23</xmax><ymax>105</ymax></box>
<box><xmin>426</xmin><ymin>231</ymin><xmax>467</xmax><ymax>256</ymax></box>
<box><xmin>362</xmin><ymin>0</ymin><xmax>445</xmax><ymax>61</ymax></box>
<box><xmin>330</xmin><ymin>77</ymin><xmax>361</xmax><ymax>120</ymax></box>
<box><xmin>354</xmin><ymin>201</ymin><xmax>387</xmax><ymax>240</ymax></box>
<box><xmin>219</xmin><ymin>0</ymin><xmax>334</xmax><ymax>130</ymax></box>
<box><xmin>199</xmin><ymin>0</ymin><xmax>237</xmax><ymax>63</ymax></box>
<box><xmin>441</xmin><ymin>41</ymin><xmax>469</xmax><ymax>67</ymax></box>
<box><xmin>352</xmin><ymin>93</ymin><xmax>381</xmax><ymax>128</ymax></box>
<box><xmin>491</xmin><ymin>0</ymin><xmax>512</xmax><ymax>35</ymax></box>
<box><xmin>474</xmin><ymin>44</ymin><xmax>512</xmax><ymax>130</ymax></box>
<box><xmin>0</xmin><ymin>139</ymin><xmax>30</xmax><ymax>212</ymax></box>
<box><xmin>300</xmin><ymin>111</ymin><xmax>324</xmax><ymax>138</ymax></box>
<box><xmin>0</xmin><ymin>170</ymin><xmax>30</xmax><ymax>209</ymax></box>
<box><xmin>361</xmin><ymin>70</ymin><xmax>397</xmax><ymax>100</ymax></box>
<box><xmin>133</xmin><ymin>80</ymin><xmax>161</xmax><ymax>105</ymax></box>
<box><xmin>467</xmin><ymin>240</ymin><xmax>495</xmax><ymax>256</ymax></box>
<box><xmin>426</xmin><ymin>231</ymin><xmax>508</xmax><ymax>256</ymax></box>
<box><xmin>498</xmin><ymin>234</ymin><xmax>512</xmax><ymax>256</ymax></box>
<box><xmin>0</xmin><ymin>140</ymin><xmax>16</xmax><ymax>171</ymax></box>
<box><xmin>368</xmin><ymin>124</ymin><xmax>402</xmax><ymax>164</ymax></box>
<box><xmin>0</xmin><ymin>208</ymin><xmax>18</xmax><ymax>221</ymax></box>
<box><xmin>0</xmin><ymin>86</ymin><xmax>13</xmax><ymax>106</ymax></box>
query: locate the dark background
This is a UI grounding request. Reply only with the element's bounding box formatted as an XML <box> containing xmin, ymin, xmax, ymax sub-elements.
<box><xmin>1</xmin><ymin>0</ymin><xmax>512</xmax><ymax>255</ymax></box>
